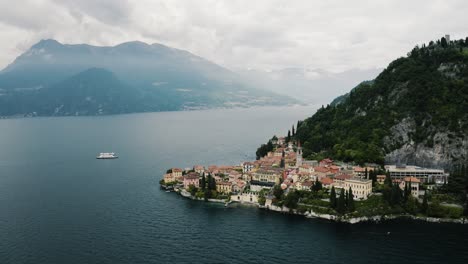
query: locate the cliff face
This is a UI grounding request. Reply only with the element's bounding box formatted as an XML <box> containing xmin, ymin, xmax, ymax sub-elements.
<box><xmin>295</xmin><ymin>37</ymin><xmax>468</xmax><ymax>167</ymax></box>
<box><xmin>384</xmin><ymin>117</ymin><xmax>468</xmax><ymax>168</ymax></box>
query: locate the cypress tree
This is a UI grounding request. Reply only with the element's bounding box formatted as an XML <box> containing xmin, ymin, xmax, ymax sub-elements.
<box><xmin>403</xmin><ymin>181</ymin><xmax>410</xmax><ymax>202</ymax></box>
<box><xmin>200</xmin><ymin>174</ymin><xmax>206</xmax><ymax>190</ymax></box>
<box><xmin>345</xmin><ymin>190</ymin><xmax>349</xmax><ymax>208</ymax></box>
<box><xmin>384</xmin><ymin>170</ymin><xmax>392</xmax><ymax>187</ymax></box>
<box><xmin>287</xmin><ymin>130</ymin><xmax>291</xmax><ymax>142</ymax></box>
<box><xmin>337</xmin><ymin>188</ymin><xmax>345</xmax><ymax>214</ymax></box>
<box><xmin>330</xmin><ymin>186</ymin><xmax>337</xmax><ymax>209</ymax></box>
<box><xmin>441</xmin><ymin>37</ymin><xmax>448</xmax><ymax>48</ymax></box>
<box><xmin>210</xmin><ymin>177</ymin><xmax>216</xmax><ymax>191</ymax></box>
<box><xmin>364</xmin><ymin>168</ymin><xmax>368</xmax><ymax>179</ymax></box>
<box><xmin>348</xmin><ymin>187</ymin><xmax>355</xmax><ymax>212</ymax></box>
<box><xmin>292</xmin><ymin>125</ymin><xmax>295</xmax><ymax>136</ymax></box>
<box><xmin>280</xmin><ymin>158</ymin><xmax>285</xmax><ymax>168</ymax></box>
<box><xmin>422</xmin><ymin>192</ymin><xmax>428</xmax><ymax>214</ymax></box>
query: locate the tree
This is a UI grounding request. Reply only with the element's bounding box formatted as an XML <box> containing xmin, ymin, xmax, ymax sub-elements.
<box><xmin>465</xmin><ymin>37</ymin><xmax>468</xmax><ymax>47</ymax></box>
<box><xmin>421</xmin><ymin>191</ymin><xmax>428</xmax><ymax>214</ymax></box>
<box><xmin>384</xmin><ymin>170</ymin><xmax>392</xmax><ymax>187</ymax></box>
<box><xmin>364</xmin><ymin>168</ymin><xmax>368</xmax><ymax>179</ymax></box>
<box><xmin>200</xmin><ymin>174</ymin><xmax>206</xmax><ymax>190</ymax></box>
<box><xmin>273</xmin><ymin>185</ymin><xmax>284</xmax><ymax>200</ymax></box>
<box><xmin>287</xmin><ymin>130</ymin><xmax>291</xmax><ymax>142</ymax></box>
<box><xmin>403</xmin><ymin>181</ymin><xmax>411</xmax><ymax>202</ymax></box>
<box><xmin>292</xmin><ymin>125</ymin><xmax>295</xmax><ymax>136</ymax></box>
<box><xmin>312</xmin><ymin>178</ymin><xmax>322</xmax><ymax>192</ymax></box>
<box><xmin>188</xmin><ymin>184</ymin><xmax>198</xmax><ymax>196</ymax></box>
<box><xmin>280</xmin><ymin>158</ymin><xmax>285</xmax><ymax>168</ymax></box>
<box><xmin>390</xmin><ymin>184</ymin><xmax>402</xmax><ymax>206</ymax></box>
<box><xmin>330</xmin><ymin>186</ymin><xmax>337</xmax><ymax>209</ymax></box>
<box><xmin>337</xmin><ymin>188</ymin><xmax>346</xmax><ymax>214</ymax></box>
<box><xmin>348</xmin><ymin>187</ymin><xmax>355</xmax><ymax>212</ymax></box>
<box><xmin>284</xmin><ymin>190</ymin><xmax>300</xmax><ymax>209</ymax></box>
<box><xmin>441</xmin><ymin>37</ymin><xmax>448</xmax><ymax>48</ymax></box>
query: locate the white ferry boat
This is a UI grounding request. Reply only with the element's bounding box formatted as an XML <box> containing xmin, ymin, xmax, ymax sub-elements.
<box><xmin>96</xmin><ymin>152</ymin><xmax>118</xmax><ymax>159</ymax></box>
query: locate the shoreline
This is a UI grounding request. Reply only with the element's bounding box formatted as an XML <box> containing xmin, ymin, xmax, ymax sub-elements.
<box><xmin>168</xmin><ymin>189</ymin><xmax>468</xmax><ymax>225</ymax></box>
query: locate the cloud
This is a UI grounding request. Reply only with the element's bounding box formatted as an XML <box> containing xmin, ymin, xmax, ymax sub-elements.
<box><xmin>0</xmin><ymin>0</ymin><xmax>467</xmax><ymax>72</ymax></box>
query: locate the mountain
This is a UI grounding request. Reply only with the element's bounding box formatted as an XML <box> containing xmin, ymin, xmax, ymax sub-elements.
<box><xmin>0</xmin><ymin>39</ymin><xmax>294</xmax><ymax>117</ymax></box>
<box><xmin>295</xmin><ymin>37</ymin><xmax>468</xmax><ymax>168</ymax></box>
<box><xmin>237</xmin><ymin>67</ymin><xmax>380</xmax><ymax>105</ymax></box>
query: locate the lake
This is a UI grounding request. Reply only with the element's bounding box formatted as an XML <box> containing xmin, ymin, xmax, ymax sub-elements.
<box><xmin>1</xmin><ymin>106</ymin><xmax>467</xmax><ymax>264</ymax></box>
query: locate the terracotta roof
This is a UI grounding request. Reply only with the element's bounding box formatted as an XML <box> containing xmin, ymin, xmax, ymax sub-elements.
<box><xmin>334</xmin><ymin>174</ymin><xmax>352</xmax><ymax>180</ymax></box>
<box><xmin>184</xmin><ymin>175</ymin><xmax>199</xmax><ymax>180</ymax></box>
<box><xmin>404</xmin><ymin>176</ymin><xmax>421</xmax><ymax>183</ymax></box>
<box><xmin>314</xmin><ymin>167</ymin><xmax>329</xmax><ymax>173</ymax></box>
<box><xmin>320</xmin><ymin>177</ymin><xmax>334</xmax><ymax>185</ymax></box>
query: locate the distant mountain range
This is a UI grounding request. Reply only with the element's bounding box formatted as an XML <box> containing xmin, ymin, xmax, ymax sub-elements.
<box><xmin>237</xmin><ymin>67</ymin><xmax>380</xmax><ymax>104</ymax></box>
<box><xmin>0</xmin><ymin>39</ymin><xmax>295</xmax><ymax>117</ymax></box>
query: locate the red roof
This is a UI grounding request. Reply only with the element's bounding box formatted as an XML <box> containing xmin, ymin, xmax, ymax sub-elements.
<box><xmin>404</xmin><ymin>176</ymin><xmax>421</xmax><ymax>183</ymax></box>
<box><xmin>334</xmin><ymin>174</ymin><xmax>352</xmax><ymax>180</ymax></box>
<box><xmin>314</xmin><ymin>167</ymin><xmax>329</xmax><ymax>173</ymax></box>
<box><xmin>320</xmin><ymin>177</ymin><xmax>334</xmax><ymax>185</ymax></box>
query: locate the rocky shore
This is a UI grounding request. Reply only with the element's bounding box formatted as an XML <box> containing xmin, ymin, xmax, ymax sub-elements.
<box><xmin>170</xmin><ymin>189</ymin><xmax>468</xmax><ymax>225</ymax></box>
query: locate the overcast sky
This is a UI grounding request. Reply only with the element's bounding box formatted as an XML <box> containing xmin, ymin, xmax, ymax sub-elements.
<box><xmin>0</xmin><ymin>0</ymin><xmax>467</xmax><ymax>72</ymax></box>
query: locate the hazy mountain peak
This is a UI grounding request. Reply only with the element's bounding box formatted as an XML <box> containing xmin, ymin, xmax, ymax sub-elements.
<box><xmin>31</xmin><ymin>39</ymin><xmax>63</xmax><ymax>49</ymax></box>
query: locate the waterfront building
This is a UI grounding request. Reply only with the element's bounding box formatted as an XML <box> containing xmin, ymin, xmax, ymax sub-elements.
<box><xmin>217</xmin><ymin>181</ymin><xmax>233</xmax><ymax>194</ymax></box>
<box><xmin>343</xmin><ymin>178</ymin><xmax>372</xmax><ymax>200</ymax></box>
<box><xmin>231</xmin><ymin>192</ymin><xmax>258</xmax><ymax>203</ymax></box>
<box><xmin>183</xmin><ymin>174</ymin><xmax>200</xmax><ymax>189</ymax></box>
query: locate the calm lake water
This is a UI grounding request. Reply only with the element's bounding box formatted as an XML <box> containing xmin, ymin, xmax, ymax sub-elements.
<box><xmin>1</xmin><ymin>106</ymin><xmax>467</xmax><ymax>264</ymax></box>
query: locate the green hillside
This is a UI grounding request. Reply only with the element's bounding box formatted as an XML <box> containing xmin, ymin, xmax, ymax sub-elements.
<box><xmin>295</xmin><ymin>37</ymin><xmax>468</xmax><ymax>166</ymax></box>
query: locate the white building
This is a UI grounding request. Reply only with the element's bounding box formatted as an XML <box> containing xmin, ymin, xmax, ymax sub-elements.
<box><xmin>344</xmin><ymin>178</ymin><xmax>372</xmax><ymax>200</ymax></box>
<box><xmin>385</xmin><ymin>165</ymin><xmax>448</xmax><ymax>183</ymax></box>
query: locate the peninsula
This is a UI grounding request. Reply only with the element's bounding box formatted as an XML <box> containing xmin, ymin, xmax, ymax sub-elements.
<box><xmin>160</xmin><ymin>136</ymin><xmax>467</xmax><ymax>224</ymax></box>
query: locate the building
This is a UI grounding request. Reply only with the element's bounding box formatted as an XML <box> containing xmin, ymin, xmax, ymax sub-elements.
<box><xmin>251</xmin><ymin>169</ymin><xmax>282</xmax><ymax>185</ymax></box>
<box><xmin>344</xmin><ymin>178</ymin><xmax>372</xmax><ymax>200</ymax></box>
<box><xmin>303</xmin><ymin>160</ymin><xmax>319</xmax><ymax>167</ymax></box>
<box><xmin>296</xmin><ymin>142</ymin><xmax>303</xmax><ymax>167</ymax></box>
<box><xmin>399</xmin><ymin>177</ymin><xmax>421</xmax><ymax>197</ymax></box>
<box><xmin>242</xmin><ymin>162</ymin><xmax>255</xmax><ymax>173</ymax></box>
<box><xmin>164</xmin><ymin>168</ymin><xmax>183</xmax><ymax>183</ymax></box>
<box><xmin>231</xmin><ymin>192</ymin><xmax>258</xmax><ymax>203</ymax></box>
<box><xmin>333</xmin><ymin>173</ymin><xmax>352</xmax><ymax>188</ymax></box>
<box><xmin>384</xmin><ymin>165</ymin><xmax>448</xmax><ymax>183</ymax></box>
<box><xmin>193</xmin><ymin>165</ymin><xmax>205</xmax><ymax>174</ymax></box>
<box><xmin>183</xmin><ymin>175</ymin><xmax>199</xmax><ymax>189</ymax></box>
<box><xmin>250</xmin><ymin>181</ymin><xmax>275</xmax><ymax>192</ymax></box>
<box><xmin>217</xmin><ymin>181</ymin><xmax>233</xmax><ymax>194</ymax></box>
<box><xmin>320</xmin><ymin>177</ymin><xmax>334</xmax><ymax>189</ymax></box>
<box><xmin>377</xmin><ymin>175</ymin><xmax>386</xmax><ymax>184</ymax></box>
<box><xmin>319</xmin><ymin>158</ymin><xmax>333</xmax><ymax>167</ymax></box>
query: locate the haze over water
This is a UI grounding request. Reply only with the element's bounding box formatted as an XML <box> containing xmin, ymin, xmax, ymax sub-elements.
<box><xmin>1</xmin><ymin>106</ymin><xmax>467</xmax><ymax>264</ymax></box>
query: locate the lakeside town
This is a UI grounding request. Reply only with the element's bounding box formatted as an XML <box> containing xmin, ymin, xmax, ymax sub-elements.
<box><xmin>160</xmin><ymin>135</ymin><xmax>466</xmax><ymax>223</ymax></box>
